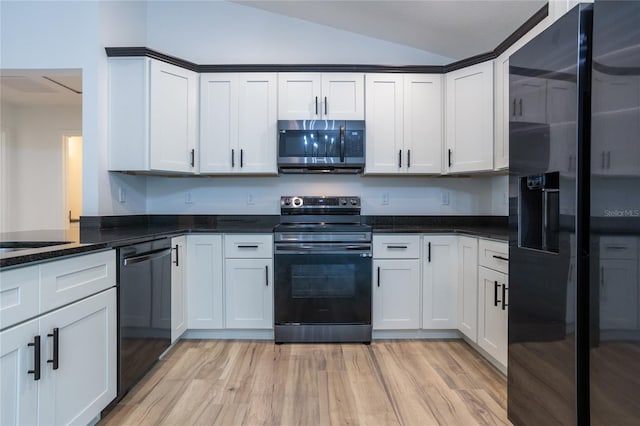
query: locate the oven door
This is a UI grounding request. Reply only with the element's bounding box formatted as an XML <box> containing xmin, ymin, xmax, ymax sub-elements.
<box><xmin>274</xmin><ymin>243</ymin><xmax>372</xmax><ymax>324</ymax></box>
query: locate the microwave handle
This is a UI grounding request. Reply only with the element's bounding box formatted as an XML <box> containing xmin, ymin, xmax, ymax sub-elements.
<box><xmin>339</xmin><ymin>125</ymin><xmax>345</xmax><ymax>163</ymax></box>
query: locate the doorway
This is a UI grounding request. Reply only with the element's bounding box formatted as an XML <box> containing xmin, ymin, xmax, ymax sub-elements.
<box><xmin>64</xmin><ymin>134</ymin><xmax>82</xmax><ymax>227</ymax></box>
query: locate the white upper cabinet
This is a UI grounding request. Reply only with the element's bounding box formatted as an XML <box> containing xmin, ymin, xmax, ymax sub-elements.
<box><xmin>200</xmin><ymin>73</ymin><xmax>277</xmax><ymax>174</ymax></box>
<box><xmin>365</xmin><ymin>74</ymin><xmax>404</xmax><ymax>173</ymax></box>
<box><xmin>445</xmin><ymin>61</ymin><xmax>494</xmax><ymax>173</ymax></box>
<box><xmin>108</xmin><ymin>57</ymin><xmax>198</xmax><ymax>173</ymax></box>
<box><xmin>494</xmin><ymin>53</ymin><xmax>510</xmax><ymax>170</ymax></box>
<box><xmin>365</xmin><ymin>74</ymin><xmax>443</xmax><ymax>174</ymax></box>
<box><xmin>278</xmin><ymin>73</ymin><xmax>364</xmax><ymax>120</ymax></box>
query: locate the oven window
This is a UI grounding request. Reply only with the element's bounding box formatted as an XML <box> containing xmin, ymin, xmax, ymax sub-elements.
<box><xmin>291</xmin><ymin>264</ymin><xmax>356</xmax><ymax>298</ymax></box>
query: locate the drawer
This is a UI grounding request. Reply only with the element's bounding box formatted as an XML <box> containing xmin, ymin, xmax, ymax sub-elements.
<box><xmin>600</xmin><ymin>236</ymin><xmax>638</xmax><ymax>260</ymax></box>
<box><xmin>373</xmin><ymin>235</ymin><xmax>421</xmax><ymax>259</ymax></box>
<box><xmin>0</xmin><ymin>265</ymin><xmax>40</xmax><ymax>330</ymax></box>
<box><xmin>478</xmin><ymin>239</ymin><xmax>508</xmax><ymax>274</ymax></box>
<box><xmin>40</xmin><ymin>250</ymin><xmax>116</xmax><ymax>313</ymax></box>
<box><xmin>224</xmin><ymin>234</ymin><xmax>273</xmax><ymax>258</ymax></box>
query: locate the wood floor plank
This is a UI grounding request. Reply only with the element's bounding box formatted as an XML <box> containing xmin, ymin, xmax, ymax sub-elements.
<box><xmin>100</xmin><ymin>340</ymin><xmax>510</xmax><ymax>426</ymax></box>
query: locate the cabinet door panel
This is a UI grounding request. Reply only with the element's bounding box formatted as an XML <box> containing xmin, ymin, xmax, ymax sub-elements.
<box><xmin>445</xmin><ymin>61</ymin><xmax>494</xmax><ymax>173</ymax></box>
<box><xmin>171</xmin><ymin>236</ymin><xmax>187</xmax><ymax>343</ymax></box>
<box><xmin>39</xmin><ymin>289</ymin><xmax>116</xmax><ymax>426</ymax></box>
<box><xmin>457</xmin><ymin>236</ymin><xmax>478</xmax><ymax>340</ymax></box>
<box><xmin>494</xmin><ymin>53</ymin><xmax>509</xmax><ymax>170</ymax></box>
<box><xmin>149</xmin><ymin>61</ymin><xmax>198</xmax><ymax>173</ymax></box>
<box><xmin>321</xmin><ymin>73</ymin><xmax>364</xmax><ymax>120</ymax></box>
<box><xmin>423</xmin><ymin>236</ymin><xmax>458</xmax><ymax>329</ymax></box>
<box><xmin>225</xmin><ymin>259</ymin><xmax>273</xmax><ymax>329</ymax></box>
<box><xmin>187</xmin><ymin>235</ymin><xmax>224</xmax><ymax>329</ymax></box>
<box><xmin>278</xmin><ymin>73</ymin><xmax>321</xmax><ymax>119</ymax></box>
<box><xmin>238</xmin><ymin>74</ymin><xmax>277</xmax><ymax>173</ymax></box>
<box><xmin>0</xmin><ymin>319</ymin><xmax>39</xmax><ymax>426</ymax></box>
<box><xmin>373</xmin><ymin>259</ymin><xmax>420</xmax><ymax>330</ymax></box>
<box><xmin>0</xmin><ymin>265</ymin><xmax>39</xmax><ymax>329</ymax></box>
<box><xmin>200</xmin><ymin>74</ymin><xmax>237</xmax><ymax>173</ymax></box>
<box><xmin>478</xmin><ymin>267</ymin><xmax>508</xmax><ymax>366</ymax></box>
<box><xmin>403</xmin><ymin>74</ymin><xmax>443</xmax><ymax>174</ymax></box>
<box><xmin>365</xmin><ymin>74</ymin><xmax>404</xmax><ymax>173</ymax></box>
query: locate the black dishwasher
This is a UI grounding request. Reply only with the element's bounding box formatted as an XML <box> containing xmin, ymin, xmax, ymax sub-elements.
<box><xmin>117</xmin><ymin>238</ymin><xmax>171</xmax><ymax>400</ymax></box>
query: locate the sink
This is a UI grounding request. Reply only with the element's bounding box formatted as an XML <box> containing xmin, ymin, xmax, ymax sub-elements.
<box><xmin>0</xmin><ymin>241</ymin><xmax>73</xmax><ymax>253</ymax></box>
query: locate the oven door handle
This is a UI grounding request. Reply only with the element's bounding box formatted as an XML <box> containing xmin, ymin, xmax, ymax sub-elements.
<box><xmin>123</xmin><ymin>248</ymin><xmax>172</xmax><ymax>266</ymax></box>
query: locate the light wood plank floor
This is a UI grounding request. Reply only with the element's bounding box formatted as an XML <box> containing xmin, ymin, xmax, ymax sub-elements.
<box><xmin>100</xmin><ymin>339</ymin><xmax>510</xmax><ymax>426</ymax></box>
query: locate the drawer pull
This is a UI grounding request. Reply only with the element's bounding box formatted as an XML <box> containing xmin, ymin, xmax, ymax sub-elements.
<box><xmin>492</xmin><ymin>255</ymin><xmax>509</xmax><ymax>261</ymax></box>
<box><xmin>387</xmin><ymin>245</ymin><xmax>408</xmax><ymax>249</ymax></box>
<box><xmin>237</xmin><ymin>245</ymin><xmax>259</xmax><ymax>249</ymax></box>
<box><xmin>604</xmin><ymin>246</ymin><xmax>628</xmax><ymax>250</ymax></box>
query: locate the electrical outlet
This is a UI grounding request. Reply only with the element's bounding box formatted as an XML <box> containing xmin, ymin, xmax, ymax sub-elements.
<box><xmin>381</xmin><ymin>192</ymin><xmax>389</xmax><ymax>205</ymax></box>
<box><xmin>118</xmin><ymin>187</ymin><xmax>126</xmax><ymax>203</ymax></box>
<box><xmin>185</xmin><ymin>191</ymin><xmax>193</xmax><ymax>204</ymax></box>
<box><xmin>247</xmin><ymin>193</ymin><xmax>255</xmax><ymax>205</ymax></box>
<box><xmin>441</xmin><ymin>190</ymin><xmax>450</xmax><ymax>205</ymax></box>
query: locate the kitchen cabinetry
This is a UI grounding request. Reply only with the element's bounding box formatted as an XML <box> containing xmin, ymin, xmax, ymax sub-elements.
<box><xmin>591</xmin><ymin>73</ymin><xmax>640</xmax><ymax>176</ymax></box>
<box><xmin>598</xmin><ymin>237</ymin><xmax>638</xmax><ymax>330</ymax></box>
<box><xmin>365</xmin><ymin>74</ymin><xmax>442</xmax><ymax>174</ymax></box>
<box><xmin>477</xmin><ymin>239</ymin><xmax>509</xmax><ymax>368</ymax></box>
<box><xmin>0</xmin><ymin>251</ymin><xmax>116</xmax><ymax>426</ymax></box>
<box><xmin>372</xmin><ymin>235</ymin><xmax>421</xmax><ymax>330</ymax></box>
<box><xmin>224</xmin><ymin>235</ymin><xmax>273</xmax><ymax>329</ymax></box>
<box><xmin>457</xmin><ymin>236</ymin><xmax>479</xmax><ymax>340</ymax></box>
<box><xmin>171</xmin><ymin>236</ymin><xmax>187</xmax><ymax>343</ymax></box>
<box><xmin>200</xmin><ymin>73</ymin><xmax>278</xmax><ymax>174</ymax></box>
<box><xmin>494</xmin><ymin>53</ymin><xmax>510</xmax><ymax>170</ymax></box>
<box><xmin>278</xmin><ymin>73</ymin><xmax>364</xmax><ymax>120</ymax></box>
<box><xmin>422</xmin><ymin>235</ymin><xmax>458</xmax><ymax>329</ymax></box>
<box><xmin>108</xmin><ymin>57</ymin><xmax>198</xmax><ymax>173</ymax></box>
<box><xmin>445</xmin><ymin>61</ymin><xmax>494</xmax><ymax>173</ymax></box>
<box><xmin>186</xmin><ymin>235</ymin><xmax>224</xmax><ymax>329</ymax></box>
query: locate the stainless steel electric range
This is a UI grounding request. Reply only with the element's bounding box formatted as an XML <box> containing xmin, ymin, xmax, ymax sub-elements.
<box><xmin>273</xmin><ymin>196</ymin><xmax>372</xmax><ymax>343</ymax></box>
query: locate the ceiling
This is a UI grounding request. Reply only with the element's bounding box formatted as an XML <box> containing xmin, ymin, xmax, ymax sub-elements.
<box><xmin>0</xmin><ymin>70</ymin><xmax>82</xmax><ymax>107</ymax></box>
<box><xmin>233</xmin><ymin>0</ymin><xmax>547</xmax><ymax>61</ymax></box>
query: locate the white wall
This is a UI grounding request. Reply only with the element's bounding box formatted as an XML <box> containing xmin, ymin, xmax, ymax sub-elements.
<box><xmin>0</xmin><ymin>103</ymin><xmax>81</xmax><ymax>231</ymax></box>
<box><xmin>146</xmin><ymin>1</ymin><xmax>453</xmax><ymax>65</ymax></box>
<box><xmin>146</xmin><ymin>174</ymin><xmax>508</xmax><ymax>216</ymax></box>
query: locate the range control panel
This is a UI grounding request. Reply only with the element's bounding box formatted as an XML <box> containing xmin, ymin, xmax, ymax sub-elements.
<box><xmin>280</xmin><ymin>196</ymin><xmax>360</xmax><ymax>210</ymax></box>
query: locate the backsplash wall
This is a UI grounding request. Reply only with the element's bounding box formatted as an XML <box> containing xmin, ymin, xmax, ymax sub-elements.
<box><xmin>145</xmin><ymin>174</ymin><xmax>508</xmax><ymax>216</ymax></box>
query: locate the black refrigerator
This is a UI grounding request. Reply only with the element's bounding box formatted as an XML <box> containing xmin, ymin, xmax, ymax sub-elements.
<box><xmin>508</xmin><ymin>2</ymin><xmax>640</xmax><ymax>425</ymax></box>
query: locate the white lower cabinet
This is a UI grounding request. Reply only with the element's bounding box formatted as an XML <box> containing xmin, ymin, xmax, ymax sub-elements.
<box><xmin>372</xmin><ymin>234</ymin><xmax>421</xmax><ymax>330</ymax></box>
<box><xmin>224</xmin><ymin>234</ymin><xmax>274</xmax><ymax>330</ymax></box>
<box><xmin>457</xmin><ymin>236</ymin><xmax>479</xmax><ymax>340</ymax></box>
<box><xmin>477</xmin><ymin>267</ymin><xmax>509</xmax><ymax>367</ymax></box>
<box><xmin>0</xmin><ymin>288</ymin><xmax>117</xmax><ymax>426</ymax></box>
<box><xmin>422</xmin><ymin>236</ymin><xmax>458</xmax><ymax>329</ymax></box>
<box><xmin>186</xmin><ymin>235</ymin><xmax>224</xmax><ymax>329</ymax></box>
<box><xmin>224</xmin><ymin>258</ymin><xmax>273</xmax><ymax>329</ymax></box>
<box><xmin>171</xmin><ymin>236</ymin><xmax>187</xmax><ymax>342</ymax></box>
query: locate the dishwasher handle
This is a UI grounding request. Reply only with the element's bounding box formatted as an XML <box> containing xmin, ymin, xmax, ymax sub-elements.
<box><xmin>123</xmin><ymin>248</ymin><xmax>172</xmax><ymax>266</ymax></box>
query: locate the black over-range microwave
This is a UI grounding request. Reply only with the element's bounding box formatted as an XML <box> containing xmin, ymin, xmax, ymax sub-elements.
<box><xmin>277</xmin><ymin>120</ymin><xmax>365</xmax><ymax>173</ymax></box>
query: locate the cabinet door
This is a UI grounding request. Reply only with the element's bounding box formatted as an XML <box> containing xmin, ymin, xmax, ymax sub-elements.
<box><xmin>171</xmin><ymin>236</ymin><xmax>187</xmax><ymax>343</ymax></box>
<box><xmin>278</xmin><ymin>73</ymin><xmax>321</xmax><ymax>119</ymax></box>
<box><xmin>373</xmin><ymin>259</ymin><xmax>420</xmax><ymax>330</ymax></box>
<box><xmin>457</xmin><ymin>236</ymin><xmax>479</xmax><ymax>341</ymax></box>
<box><xmin>477</xmin><ymin>267</ymin><xmax>508</xmax><ymax>367</ymax></box>
<box><xmin>149</xmin><ymin>60</ymin><xmax>198</xmax><ymax>173</ymax></box>
<box><xmin>494</xmin><ymin>53</ymin><xmax>509</xmax><ymax>170</ymax></box>
<box><xmin>39</xmin><ymin>288</ymin><xmax>117</xmax><ymax>426</ymax></box>
<box><xmin>0</xmin><ymin>319</ymin><xmax>39</xmax><ymax>426</ymax></box>
<box><xmin>187</xmin><ymin>235</ymin><xmax>224</xmax><ymax>329</ymax></box>
<box><xmin>445</xmin><ymin>61</ymin><xmax>494</xmax><ymax>173</ymax></box>
<box><xmin>403</xmin><ymin>74</ymin><xmax>443</xmax><ymax>174</ymax></box>
<box><xmin>200</xmin><ymin>73</ymin><xmax>238</xmax><ymax>173</ymax></box>
<box><xmin>321</xmin><ymin>73</ymin><xmax>364</xmax><ymax>120</ymax></box>
<box><xmin>422</xmin><ymin>236</ymin><xmax>458</xmax><ymax>329</ymax></box>
<box><xmin>364</xmin><ymin>74</ymin><xmax>404</xmax><ymax>174</ymax></box>
<box><xmin>599</xmin><ymin>259</ymin><xmax>638</xmax><ymax>330</ymax></box>
<box><xmin>224</xmin><ymin>259</ymin><xmax>273</xmax><ymax>329</ymax></box>
<box><xmin>591</xmin><ymin>73</ymin><xmax>640</xmax><ymax>176</ymax></box>
<box><xmin>237</xmin><ymin>74</ymin><xmax>278</xmax><ymax>174</ymax></box>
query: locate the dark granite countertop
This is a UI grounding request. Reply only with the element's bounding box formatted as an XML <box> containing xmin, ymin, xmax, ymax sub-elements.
<box><xmin>1</xmin><ymin>215</ymin><xmax>507</xmax><ymax>268</ymax></box>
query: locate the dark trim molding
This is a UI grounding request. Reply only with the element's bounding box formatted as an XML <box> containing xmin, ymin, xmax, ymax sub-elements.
<box><xmin>494</xmin><ymin>3</ymin><xmax>549</xmax><ymax>57</ymax></box>
<box><xmin>105</xmin><ymin>4</ymin><xmax>548</xmax><ymax>74</ymax></box>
